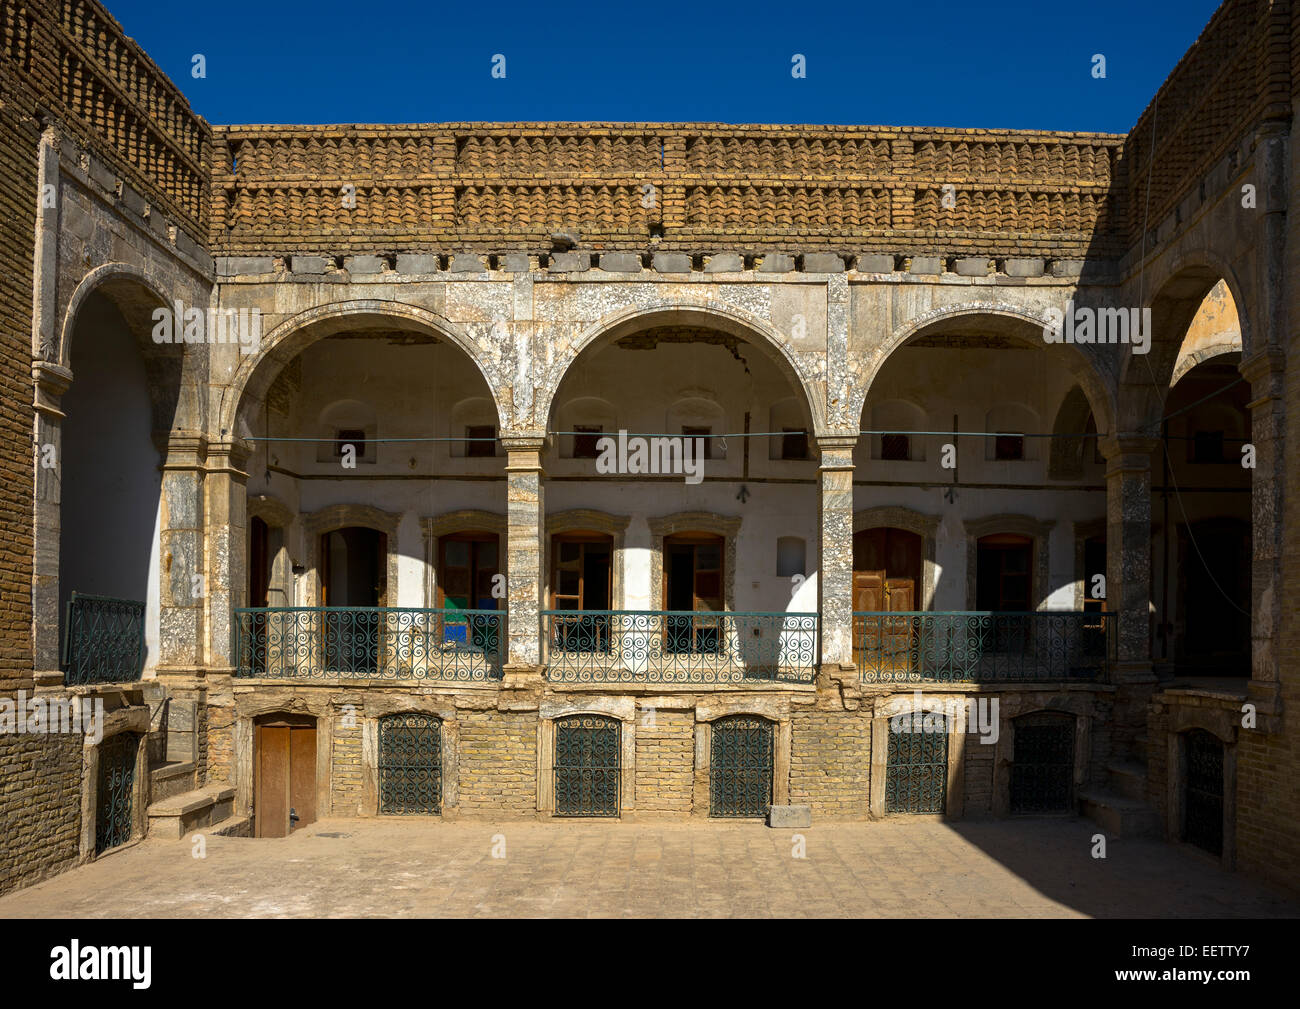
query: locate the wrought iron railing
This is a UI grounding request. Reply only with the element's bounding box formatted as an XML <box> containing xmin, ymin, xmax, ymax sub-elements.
<box><xmin>62</xmin><ymin>593</ymin><xmax>146</xmax><ymax>686</ymax></box>
<box><xmin>853</xmin><ymin>611</ymin><xmax>1114</xmax><ymax>683</ymax></box>
<box><xmin>234</xmin><ymin>607</ymin><xmax>505</xmax><ymax>680</ymax></box>
<box><xmin>542</xmin><ymin>610</ymin><xmax>818</xmax><ymax>684</ymax></box>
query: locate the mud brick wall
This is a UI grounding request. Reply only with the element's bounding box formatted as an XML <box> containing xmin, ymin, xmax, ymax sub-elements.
<box><xmin>789</xmin><ymin>708</ymin><xmax>870</xmax><ymax>818</ymax></box>
<box><xmin>456</xmin><ymin>711</ymin><xmax>537</xmax><ymax>815</ymax></box>
<box><xmin>634</xmin><ymin>710</ymin><xmax>693</xmax><ymax>813</ymax></box>
<box><xmin>331</xmin><ymin>719</ymin><xmax>363</xmax><ymax>816</ymax></box>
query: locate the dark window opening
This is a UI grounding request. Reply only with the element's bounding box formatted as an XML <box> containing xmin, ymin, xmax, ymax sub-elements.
<box><xmin>994</xmin><ymin>434</ymin><xmax>1024</xmax><ymax>461</ymax></box>
<box><xmin>881</xmin><ymin>433</ymin><xmax>911</xmax><ymax>461</ymax></box>
<box><xmin>781</xmin><ymin>427</ymin><xmax>809</xmax><ymax>460</ymax></box>
<box><xmin>573</xmin><ymin>424</ymin><xmax>603</xmax><ymax>459</ymax></box>
<box><xmin>1191</xmin><ymin>430</ymin><xmax>1225</xmax><ymax>464</ymax></box>
<box><xmin>334</xmin><ymin>428</ymin><xmax>366</xmax><ymax>459</ymax></box>
<box><xmin>465</xmin><ymin>424</ymin><xmax>496</xmax><ymax>457</ymax></box>
<box><xmin>682</xmin><ymin>425</ymin><xmax>713</xmax><ymax>459</ymax></box>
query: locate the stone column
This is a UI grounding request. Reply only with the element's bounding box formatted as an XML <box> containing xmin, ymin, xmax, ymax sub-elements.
<box><xmin>816</xmin><ymin>435</ymin><xmax>857</xmax><ymax>674</ymax></box>
<box><xmin>204</xmin><ymin>440</ymin><xmax>251</xmax><ymax>670</ymax></box>
<box><xmin>1100</xmin><ymin>435</ymin><xmax>1158</xmax><ymax>753</ymax></box>
<box><xmin>157</xmin><ymin>434</ymin><xmax>208</xmax><ymax>673</ymax></box>
<box><xmin>501</xmin><ymin>434</ymin><xmax>546</xmax><ymax>676</ymax></box>
<box><xmin>1240</xmin><ymin>348</ymin><xmax>1285</xmax><ymax>723</ymax></box>
<box><xmin>31</xmin><ymin>362</ymin><xmax>71</xmax><ymax>685</ymax></box>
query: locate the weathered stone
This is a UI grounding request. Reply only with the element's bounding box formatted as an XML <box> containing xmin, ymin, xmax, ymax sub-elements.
<box><xmin>802</xmin><ymin>253</ymin><xmax>845</xmax><ymax>273</ymax></box>
<box><xmin>549</xmin><ymin>251</ymin><xmax>590</xmax><ymax>272</ymax></box>
<box><xmin>1051</xmin><ymin>259</ymin><xmax>1085</xmax><ymax>277</ymax></box>
<box><xmin>855</xmin><ymin>254</ymin><xmax>895</xmax><ymax>273</ymax></box>
<box><xmin>909</xmin><ymin>256</ymin><xmax>942</xmax><ymax>275</ymax></box>
<box><xmin>502</xmin><ymin>253</ymin><xmax>531</xmax><ymax>273</ymax></box>
<box><xmin>449</xmin><ymin>253</ymin><xmax>487</xmax><ymax>273</ymax></box>
<box><xmin>1005</xmin><ymin>258</ymin><xmax>1045</xmax><ymax>278</ymax></box>
<box><xmin>396</xmin><ymin>254</ymin><xmax>439</xmax><ymax>274</ymax></box>
<box><xmin>599</xmin><ymin>253</ymin><xmax>642</xmax><ymax>273</ymax></box>
<box><xmin>768</xmin><ymin>804</ymin><xmax>813</xmax><ymax>828</ymax></box>
<box><xmin>217</xmin><ymin>256</ymin><xmax>275</xmax><ymax>277</ymax></box>
<box><xmin>704</xmin><ymin>253</ymin><xmax>743</xmax><ymax>272</ymax></box>
<box><xmin>344</xmin><ymin>255</ymin><xmax>386</xmax><ymax>275</ymax></box>
<box><xmin>953</xmin><ymin>257</ymin><xmax>990</xmax><ymax>277</ymax></box>
<box><xmin>291</xmin><ymin>255</ymin><xmax>329</xmax><ymax>275</ymax></box>
<box><xmin>652</xmin><ymin>252</ymin><xmax>691</xmax><ymax>273</ymax></box>
<box><xmin>757</xmin><ymin>253</ymin><xmax>796</xmax><ymax>273</ymax></box>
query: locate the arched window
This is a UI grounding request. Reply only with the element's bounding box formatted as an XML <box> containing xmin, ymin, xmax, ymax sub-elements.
<box><xmin>710</xmin><ymin>715</ymin><xmax>774</xmax><ymax>817</ymax></box>
<box><xmin>378</xmin><ymin>713</ymin><xmax>443</xmax><ymax>815</ymax></box>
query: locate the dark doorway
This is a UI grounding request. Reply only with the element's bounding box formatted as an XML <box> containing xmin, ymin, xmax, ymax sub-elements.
<box><xmin>664</xmin><ymin>534</ymin><xmax>724</xmax><ymax>654</ymax></box>
<box><xmin>95</xmin><ymin>732</ymin><xmax>139</xmax><ymax>854</ymax></box>
<box><xmin>378</xmin><ymin>713</ymin><xmax>443</xmax><ymax>815</ymax></box>
<box><xmin>321</xmin><ymin>526</ymin><xmax>386</xmax><ymax>673</ymax></box>
<box><xmin>1176</xmin><ymin>518</ymin><xmax>1250</xmax><ymax>676</ymax></box>
<box><xmin>885</xmin><ymin>715</ymin><xmax>948</xmax><ymax>814</ymax></box>
<box><xmin>709</xmin><ymin>715</ymin><xmax>774</xmax><ymax>817</ymax></box>
<box><xmin>1183</xmin><ymin>729</ymin><xmax>1225</xmax><ymax>856</ymax></box>
<box><xmin>553</xmin><ymin>714</ymin><xmax>620</xmax><ymax>816</ymax></box>
<box><xmin>550</xmin><ymin>534</ymin><xmax>613</xmax><ymax>653</ymax></box>
<box><xmin>1010</xmin><ymin>712</ymin><xmax>1075</xmax><ymax>813</ymax></box>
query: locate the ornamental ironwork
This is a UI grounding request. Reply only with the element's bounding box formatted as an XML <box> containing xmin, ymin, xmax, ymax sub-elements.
<box><xmin>1010</xmin><ymin>712</ymin><xmax>1075</xmax><ymax>813</ymax></box>
<box><xmin>543</xmin><ymin>610</ymin><xmax>817</xmax><ymax>684</ymax></box>
<box><xmin>854</xmin><ymin>611</ymin><xmax>1113</xmax><ymax>683</ymax></box>
<box><xmin>885</xmin><ymin>714</ymin><xmax>948</xmax><ymax>813</ymax></box>
<box><xmin>1184</xmin><ymin>729</ymin><xmax>1224</xmax><ymax>856</ymax></box>
<box><xmin>710</xmin><ymin>715</ymin><xmax>774</xmax><ymax>817</ymax></box>
<box><xmin>378</xmin><ymin>713</ymin><xmax>443</xmax><ymax>815</ymax></box>
<box><xmin>95</xmin><ymin>732</ymin><xmax>138</xmax><ymax>853</ymax></box>
<box><xmin>234</xmin><ymin>607</ymin><xmax>504</xmax><ymax>680</ymax></box>
<box><xmin>62</xmin><ymin>593</ymin><xmax>145</xmax><ymax>686</ymax></box>
<box><xmin>554</xmin><ymin>715</ymin><xmax>620</xmax><ymax>817</ymax></box>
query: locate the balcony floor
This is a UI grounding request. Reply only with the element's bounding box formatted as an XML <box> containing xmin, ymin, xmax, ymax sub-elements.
<box><xmin>1</xmin><ymin>817</ymin><xmax>1292</xmax><ymax>918</ymax></box>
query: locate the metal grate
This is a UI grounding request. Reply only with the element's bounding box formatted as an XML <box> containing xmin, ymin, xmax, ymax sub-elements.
<box><xmin>63</xmin><ymin>593</ymin><xmax>145</xmax><ymax>686</ymax></box>
<box><xmin>1010</xmin><ymin>712</ymin><xmax>1075</xmax><ymax>813</ymax></box>
<box><xmin>95</xmin><ymin>733</ymin><xmax>138</xmax><ymax>853</ymax></box>
<box><xmin>1184</xmin><ymin>729</ymin><xmax>1224</xmax><ymax>856</ymax></box>
<box><xmin>378</xmin><ymin>713</ymin><xmax>443</xmax><ymax>814</ymax></box>
<box><xmin>710</xmin><ymin>715</ymin><xmax>774</xmax><ymax>817</ymax></box>
<box><xmin>885</xmin><ymin>715</ymin><xmax>948</xmax><ymax>813</ymax></box>
<box><xmin>554</xmin><ymin>715</ymin><xmax>620</xmax><ymax>817</ymax></box>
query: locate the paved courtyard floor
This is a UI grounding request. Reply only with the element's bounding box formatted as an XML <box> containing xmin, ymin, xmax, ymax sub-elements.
<box><xmin>1</xmin><ymin>816</ymin><xmax>1295</xmax><ymax>918</ymax></box>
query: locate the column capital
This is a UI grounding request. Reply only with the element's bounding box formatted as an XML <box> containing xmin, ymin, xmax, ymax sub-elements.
<box><xmin>815</xmin><ymin>432</ymin><xmax>858</xmax><ymax>468</ymax></box>
<box><xmin>1239</xmin><ymin>346</ymin><xmax>1285</xmax><ymax>386</ymax></box>
<box><xmin>204</xmin><ymin>438</ymin><xmax>251</xmax><ymax>475</ymax></box>
<box><xmin>1099</xmin><ymin>435</ymin><xmax>1158</xmax><ymax>472</ymax></box>
<box><xmin>32</xmin><ymin>361</ymin><xmax>72</xmax><ymax>417</ymax></box>
<box><xmin>499</xmin><ymin>431</ymin><xmax>547</xmax><ymax>453</ymax></box>
<box><xmin>160</xmin><ymin>432</ymin><xmax>210</xmax><ymax>470</ymax></box>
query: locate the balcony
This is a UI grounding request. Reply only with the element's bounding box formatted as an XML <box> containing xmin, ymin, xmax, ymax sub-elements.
<box><xmin>234</xmin><ymin>607</ymin><xmax>505</xmax><ymax>681</ymax></box>
<box><xmin>542</xmin><ymin>610</ymin><xmax>818</xmax><ymax>685</ymax></box>
<box><xmin>62</xmin><ymin>593</ymin><xmax>146</xmax><ymax>686</ymax></box>
<box><xmin>853</xmin><ymin>611</ymin><xmax>1114</xmax><ymax>684</ymax></box>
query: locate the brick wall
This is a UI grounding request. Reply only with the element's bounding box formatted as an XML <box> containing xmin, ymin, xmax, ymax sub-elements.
<box><xmin>0</xmin><ymin>733</ymin><xmax>81</xmax><ymax>894</ymax></box>
<box><xmin>331</xmin><ymin>719</ymin><xmax>362</xmax><ymax>816</ymax></box>
<box><xmin>634</xmin><ymin>710</ymin><xmax>693</xmax><ymax>813</ymax></box>
<box><xmin>964</xmin><ymin>745</ymin><xmax>994</xmax><ymax>816</ymax></box>
<box><xmin>789</xmin><ymin>709</ymin><xmax>870</xmax><ymax>818</ymax></box>
<box><xmin>456</xmin><ymin>711</ymin><xmax>536</xmax><ymax>815</ymax></box>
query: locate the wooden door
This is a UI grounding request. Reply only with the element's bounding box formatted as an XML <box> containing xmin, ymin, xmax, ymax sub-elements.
<box><xmin>853</xmin><ymin>529</ymin><xmax>922</xmax><ymax>672</ymax></box>
<box><xmin>255</xmin><ymin>722</ymin><xmax>317</xmax><ymax>837</ymax></box>
<box><xmin>551</xmin><ymin>534</ymin><xmax>613</xmax><ymax>652</ymax></box>
<box><xmin>664</xmin><ymin>535</ymin><xmax>724</xmax><ymax>654</ymax></box>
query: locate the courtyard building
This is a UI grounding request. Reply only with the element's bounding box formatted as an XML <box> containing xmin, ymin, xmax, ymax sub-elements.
<box><xmin>0</xmin><ymin>0</ymin><xmax>1297</xmax><ymax>900</ymax></box>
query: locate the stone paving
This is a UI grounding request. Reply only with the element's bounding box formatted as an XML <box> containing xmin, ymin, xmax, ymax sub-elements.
<box><xmin>1</xmin><ymin>817</ymin><xmax>1295</xmax><ymax>918</ymax></box>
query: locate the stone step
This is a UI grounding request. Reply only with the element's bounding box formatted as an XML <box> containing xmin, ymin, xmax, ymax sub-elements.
<box><xmin>149</xmin><ymin>760</ymin><xmax>197</xmax><ymax>803</ymax></box>
<box><xmin>205</xmin><ymin>815</ymin><xmax>252</xmax><ymax>839</ymax></box>
<box><xmin>1078</xmin><ymin>788</ymin><xmax>1161</xmax><ymax>838</ymax></box>
<box><xmin>147</xmin><ymin>785</ymin><xmax>236</xmax><ymax>841</ymax></box>
<box><xmin>1107</xmin><ymin>760</ymin><xmax>1148</xmax><ymax>801</ymax></box>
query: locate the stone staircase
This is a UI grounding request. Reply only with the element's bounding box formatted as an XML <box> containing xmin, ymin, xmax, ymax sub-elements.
<box><xmin>1077</xmin><ymin>734</ymin><xmax>1161</xmax><ymax>838</ymax></box>
<box><xmin>147</xmin><ymin>784</ymin><xmax>249</xmax><ymax>840</ymax></box>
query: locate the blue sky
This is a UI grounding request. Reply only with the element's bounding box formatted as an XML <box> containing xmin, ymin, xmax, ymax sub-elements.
<box><xmin>107</xmin><ymin>0</ymin><xmax>1223</xmax><ymax>133</ymax></box>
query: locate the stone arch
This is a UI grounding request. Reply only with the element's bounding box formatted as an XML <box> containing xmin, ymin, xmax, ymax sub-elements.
<box><xmin>855</xmin><ymin>302</ymin><xmax>1117</xmax><ymax>438</ymax></box>
<box><xmin>536</xmin><ymin>697</ymin><xmax>635</xmax><ymax>815</ymax></box>
<box><xmin>538</xmin><ymin>303</ymin><xmax>826</xmax><ymax>438</ymax></box>
<box><xmin>853</xmin><ymin>506</ymin><xmax>941</xmax><ymax>610</ymax></box>
<box><xmin>1118</xmin><ymin>251</ymin><xmax>1252</xmax><ymax>432</ymax></box>
<box><xmin>1048</xmin><ymin>385</ymin><xmax>1095</xmax><ymax>480</ymax></box>
<box><xmin>54</xmin><ymin>262</ymin><xmax>170</xmax><ymax>367</ymax></box>
<box><xmin>1170</xmin><ymin>343</ymin><xmax>1242</xmax><ymax>388</ymax></box>
<box><xmin>219</xmin><ymin>299</ymin><xmax>501</xmax><ymax>446</ymax></box>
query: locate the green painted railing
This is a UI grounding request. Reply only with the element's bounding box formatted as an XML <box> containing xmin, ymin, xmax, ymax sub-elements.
<box><xmin>853</xmin><ymin>611</ymin><xmax>1114</xmax><ymax>683</ymax></box>
<box><xmin>235</xmin><ymin>607</ymin><xmax>504</xmax><ymax>680</ymax></box>
<box><xmin>62</xmin><ymin>593</ymin><xmax>146</xmax><ymax>686</ymax></box>
<box><xmin>542</xmin><ymin>610</ymin><xmax>818</xmax><ymax>684</ymax></box>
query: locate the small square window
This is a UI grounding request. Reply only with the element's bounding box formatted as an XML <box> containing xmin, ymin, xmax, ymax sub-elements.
<box><xmin>776</xmin><ymin>536</ymin><xmax>806</xmax><ymax>578</ymax></box>
<box><xmin>994</xmin><ymin>434</ymin><xmax>1024</xmax><ymax>461</ymax></box>
<box><xmin>781</xmin><ymin>428</ymin><xmax>809</xmax><ymax>460</ymax></box>
<box><xmin>1191</xmin><ymin>430</ymin><xmax>1225</xmax><ymax>464</ymax></box>
<box><xmin>881</xmin><ymin>433</ymin><xmax>911</xmax><ymax>461</ymax></box>
<box><xmin>335</xmin><ymin>428</ymin><xmax>366</xmax><ymax>458</ymax></box>
<box><xmin>683</xmin><ymin>425</ymin><xmax>712</xmax><ymax>460</ymax></box>
<box><xmin>573</xmin><ymin>424</ymin><xmax>603</xmax><ymax>459</ymax></box>
<box><xmin>465</xmin><ymin>424</ymin><xmax>496</xmax><ymax>457</ymax></box>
